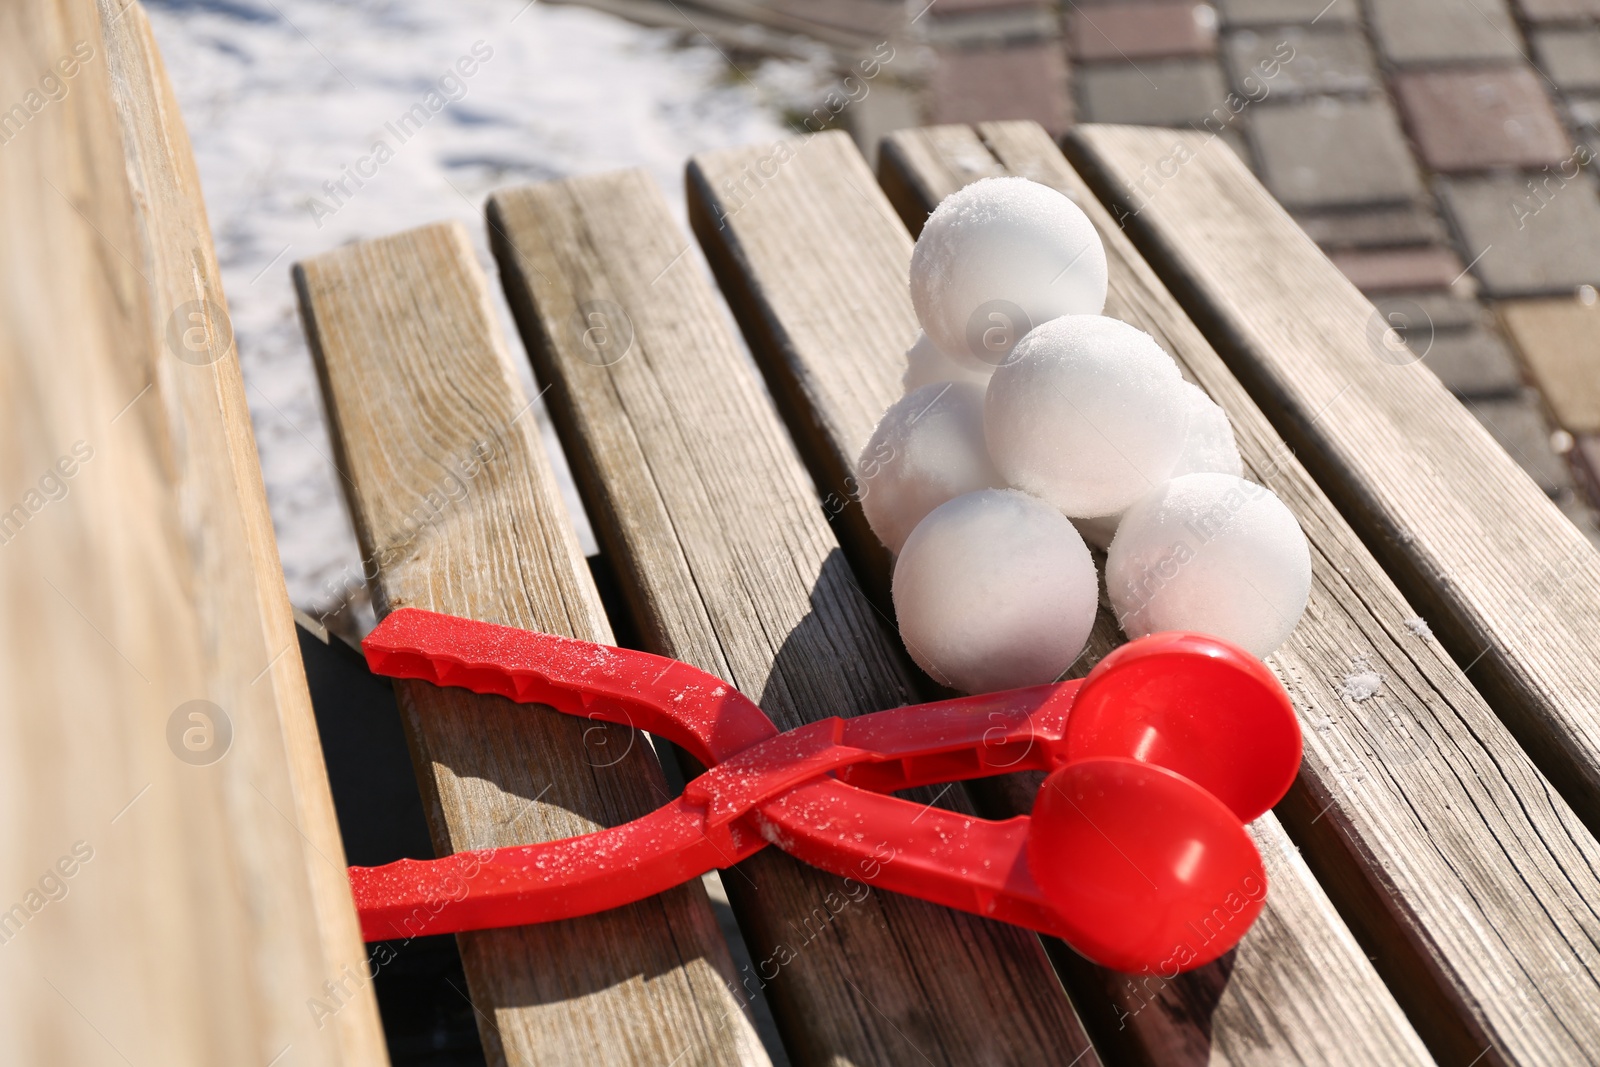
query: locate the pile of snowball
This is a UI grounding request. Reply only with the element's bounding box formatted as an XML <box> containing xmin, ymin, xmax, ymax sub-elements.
<box><xmin>863</xmin><ymin>177</ymin><xmax>1312</xmax><ymax>694</ymax></box>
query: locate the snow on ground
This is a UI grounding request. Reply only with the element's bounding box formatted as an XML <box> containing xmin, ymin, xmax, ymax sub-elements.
<box><xmin>146</xmin><ymin>0</ymin><xmax>828</xmax><ymax>630</ymax></box>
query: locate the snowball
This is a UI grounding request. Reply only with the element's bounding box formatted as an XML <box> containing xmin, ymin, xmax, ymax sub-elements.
<box><xmin>1171</xmin><ymin>381</ymin><xmax>1242</xmax><ymax>479</ymax></box>
<box><xmin>860</xmin><ymin>383</ymin><xmax>1003</xmax><ymax>554</ymax></box>
<box><xmin>893</xmin><ymin>489</ymin><xmax>1098</xmax><ymax>693</ymax></box>
<box><xmin>985</xmin><ymin>315</ymin><xmax>1190</xmax><ymax>518</ymax></box>
<box><xmin>1106</xmin><ymin>473</ymin><xmax>1311</xmax><ymax>658</ymax></box>
<box><xmin>1073</xmin><ymin>384</ymin><xmax>1241</xmax><ymax>547</ymax></box>
<box><xmin>910</xmin><ymin>177</ymin><xmax>1108</xmax><ymax>367</ymax></box>
<box><xmin>902</xmin><ymin>330</ymin><xmax>992</xmax><ymax>392</ymax></box>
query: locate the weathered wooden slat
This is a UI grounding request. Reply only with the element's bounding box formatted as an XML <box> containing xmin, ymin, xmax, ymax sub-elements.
<box><xmin>99</xmin><ymin>8</ymin><xmax>392</xmax><ymax>1061</ymax></box>
<box><xmin>487</xmin><ymin>168</ymin><xmax>1100</xmax><ymax>1066</ymax></box>
<box><xmin>879</xmin><ymin>120</ymin><xmax>1600</xmax><ymax>1067</ymax></box>
<box><xmin>1067</xmin><ymin>124</ymin><xmax>1600</xmax><ymax>839</ymax></box>
<box><xmin>295</xmin><ymin>222</ymin><xmax>766</xmax><ymax>1067</ymax></box>
<box><xmin>0</xmin><ymin>0</ymin><xmax>383</xmax><ymax>1062</ymax></box>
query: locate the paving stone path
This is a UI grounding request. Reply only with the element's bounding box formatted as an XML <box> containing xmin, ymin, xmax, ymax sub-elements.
<box><xmin>921</xmin><ymin>0</ymin><xmax>1600</xmax><ymax>542</ymax></box>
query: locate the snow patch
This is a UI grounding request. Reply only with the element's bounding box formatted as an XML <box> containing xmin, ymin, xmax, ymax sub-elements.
<box><xmin>144</xmin><ymin>0</ymin><xmax>829</xmax><ymax>630</ymax></box>
<box><xmin>1339</xmin><ymin>655</ymin><xmax>1385</xmax><ymax>703</ymax></box>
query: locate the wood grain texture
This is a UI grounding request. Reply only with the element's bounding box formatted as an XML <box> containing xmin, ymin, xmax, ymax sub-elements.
<box><xmin>488</xmin><ymin>167</ymin><xmax>1100</xmax><ymax>1067</ymax></box>
<box><xmin>879</xmin><ymin>120</ymin><xmax>1600</xmax><ymax>1066</ymax></box>
<box><xmin>1067</xmin><ymin>123</ymin><xmax>1600</xmax><ymax>840</ymax></box>
<box><xmin>688</xmin><ymin>134</ymin><xmax>917</xmax><ymax>613</ymax></box>
<box><xmin>295</xmin><ymin>222</ymin><xmax>766</xmax><ymax>1067</ymax></box>
<box><xmin>99</xmin><ymin>5</ymin><xmax>391</xmax><ymax>1062</ymax></box>
<box><xmin>0</xmin><ymin>0</ymin><xmax>382</xmax><ymax>1063</ymax></box>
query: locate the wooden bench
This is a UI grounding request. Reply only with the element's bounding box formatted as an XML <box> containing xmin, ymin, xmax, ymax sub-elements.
<box><xmin>35</xmin><ymin>0</ymin><xmax>1595</xmax><ymax>1049</ymax></box>
<box><xmin>1</xmin><ymin>3</ymin><xmax>384</xmax><ymax>1064</ymax></box>
<box><xmin>287</xmin><ymin>118</ymin><xmax>1600</xmax><ymax>1066</ymax></box>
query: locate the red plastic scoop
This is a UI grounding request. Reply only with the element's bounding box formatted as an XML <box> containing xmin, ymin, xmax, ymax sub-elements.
<box><xmin>1030</xmin><ymin>759</ymin><xmax>1268</xmax><ymax>973</ymax></box>
<box><xmin>351</xmin><ymin>608</ymin><xmax>1301</xmax><ymax>974</ymax></box>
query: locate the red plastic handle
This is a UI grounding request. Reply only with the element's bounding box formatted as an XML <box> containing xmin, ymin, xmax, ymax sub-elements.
<box><xmin>353</xmin><ymin>798</ymin><xmax>745</xmax><ymax>942</ymax></box>
<box><xmin>363</xmin><ymin>607</ymin><xmax>778</xmax><ymax>764</ymax></box>
<box><xmin>350</xmin><ymin>609</ymin><xmax>1301</xmax><ymax>974</ymax></box>
<box><xmin>348</xmin><ymin>708</ymin><xmax>1058</xmax><ymax>942</ymax></box>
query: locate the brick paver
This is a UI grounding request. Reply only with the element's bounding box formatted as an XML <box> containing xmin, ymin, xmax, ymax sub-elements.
<box><xmin>1295</xmin><ymin>206</ymin><xmax>1449</xmax><ymax>248</ymax></box>
<box><xmin>928</xmin><ymin>0</ymin><xmax>1049</xmax><ymax>10</ymax></box>
<box><xmin>1418</xmin><ymin>328</ymin><xmax>1526</xmax><ymax>396</ymax></box>
<box><xmin>1367</xmin><ymin>0</ymin><xmax>1525</xmax><ymax>65</ymax></box>
<box><xmin>1373</xmin><ymin>291</ymin><xmax>1487</xmax><ymax>330</ymax></box>
<box><xmin>1498</xmin><ymin>297</ymin><xmax>1600</xmax><ymax>432</ymax></box>
<box><xmin>1076</xmin><ymin>59</ymin><xmax>1233</xmax><ymax>125</ymax></box>
<box><xmin>1576</xmin><ymin>436</ymin><xmax>1600</xmax><ymax>499</ymax></box>
<box><xmin>1514</xmin><ymin>0</ymin><xmax>1600</xmax><ymax>21</ymax></box>
<box><xmin>1394</xmin><ymin>69</ymin><xmax>1573</xmax><ymax>172</ymax></box>
<box><xmin>926</xmin><ymin>2</ymin><xmax>1061</xmax><ymax>46</ymax></box>
<box><xmin>1468</xmin><ymin>394</ymin><xmax>1574</xmax><ymax>493</ymax></box>
<box><xmin>1250</xmin><ymin>97</ymin><xmax>1425</xmax><ymax>207</ymax></box>
<box><xmin>1215</xmin><ymin>0</ymin><xmax>1361</xmax><ymax>25</ymax></box>
<box><xmin>1068</xmin><ymin>3</ymin><xmax>1218</xmax><ymax>60</ymax></box>
<box><xmin>1223</xmin><ymin>26</ymin><xmax>1378</xmax><ymax>98</ymax></box>
<box><xmin>1534</xmin><ymin>29</ymin><xmax>1600</xmax><ymax>94</ymax></box>
<box><xmin>769</xmin><ymin>0</ymin><xmax>908</xmax><ymax>37</ymax></box>
<box><xmin>931</xmin><ymin>42</ymin><xmax>1074</xmax><ymax>134</ymax></box>
<box><xmin>1440</xmin><ymin>175</ymin><xmax>1600</xmax><ymax>295</ymax></box>
<box><xmin>1569</xmin><ymin>97</ymin><xmax>1600</xmax><ymax>128</ymax></box>
<box><xmin>1327</xmin><ymin>246</ymin><xmax>1466</xmax><ymax>289</ymax></box>
<box><xmin>1565</xmin><ymin>100</ymin><xmax>1600</xmax><ymax>165</ymax></box>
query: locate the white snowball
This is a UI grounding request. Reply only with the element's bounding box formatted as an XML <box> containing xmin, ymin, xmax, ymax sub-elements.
<box><xmin>902</xmin><ymin>330</ymin><xmax>992</xmax><ymax>392</ymax></box>
<box><xmin>985</xmin><ymin>315</ymin><xmax>1189</xmax><ymax>518</ymax></box>
<box><xmin>910</xmin><ymin>177</ymin><xmax>1108</xmax><ymax>367</ymax></box>
<box><xmin>1074</xmin><ymin>384</ymin><xmax>1242</xmax><ymax>547</ymax></box>
<box><xmin>1172</xmin><ymin>381</ymin><xmax>1243</xmax><ymax>478</ymax></box>
<box><xmin>860</xmin><ymin>383</ymin><xmax>1003</xmax><ymax>554</ymax></box>
<box><xmin>1106</xmin><ymin>473</ymin><xmax>1311</xmax><ymax>658</ymax></box>
<box><xmin>893</xmin><ymin>489</ymin><xmax>1098</xmax><ymax>693</ymax></box>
